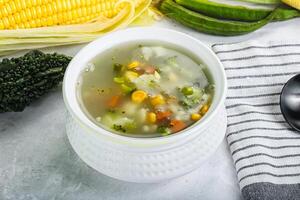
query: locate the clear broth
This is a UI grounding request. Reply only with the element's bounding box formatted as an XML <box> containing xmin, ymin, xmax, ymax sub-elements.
<box><xmin>78</xmin><ymin>41</ymin><xmax>214</xmax><ymax>138</ymax></box>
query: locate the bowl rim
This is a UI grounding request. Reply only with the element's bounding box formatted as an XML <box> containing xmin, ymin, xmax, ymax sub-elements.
<box><xmin>63</xmin><ymin>27</ymin><xmax>227</xmax><ymax>146</ymax></box>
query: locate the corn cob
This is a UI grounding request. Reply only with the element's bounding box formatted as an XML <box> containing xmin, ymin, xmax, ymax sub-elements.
<box><xmin>282</xmin><ymin>0</ymin><xmax>300</xmax><ymax>10</ymax></box>
<box><xmin>0</xmin><ymin>0</ymin><xmax>144</xmax><ymax>30</ymax></box>
<box><xmin>0</xmin><ymin>0</ymin><xmax>154</xmax><ymax>55</ymax></box>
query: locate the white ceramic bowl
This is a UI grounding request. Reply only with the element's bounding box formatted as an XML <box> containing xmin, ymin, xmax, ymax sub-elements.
<box><xmin>63</xmin><ymin>28</ymin><xmax>227</xmax><ymax>182</ymax></box>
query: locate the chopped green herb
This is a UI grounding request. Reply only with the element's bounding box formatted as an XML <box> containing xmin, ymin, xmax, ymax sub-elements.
<box><xmin>107</xmin><ymin>109</ymin><xmax>116</xmax><ymax>113</ymax></box>
<box><xmin>113</xmin><ymin>124</ymin><xmax>126</xmax><ymax>133</ymax></box>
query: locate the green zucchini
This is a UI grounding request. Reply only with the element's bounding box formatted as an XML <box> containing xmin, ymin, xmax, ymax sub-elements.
<box><xmin>236</xmin><ymin>0</ymin><xmax>280</xmax><ymax>5</ymax></box>
<box><xmin>175</xmin><ymin>0</ymin><xmax>300</xmax><ymax>22</ymax></box>
<box><xmin>275</xmin><ymin>5</ymin><xmax>300</xmax><ymax>20</ymax></box>
<box><xmin>159</xmin><ymin>0</ymin><xmax>276</xmax><ymax>36</ymax></box>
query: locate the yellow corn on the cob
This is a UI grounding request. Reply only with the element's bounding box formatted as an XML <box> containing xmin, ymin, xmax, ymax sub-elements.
<box><xmin>0</xmin><ymin>0</ymin><xmax>144</xmax><ymax>30</ymax></box>
<box><xmin>0</xmin><ymin>0</ymin><xmax>154</xmax><ymax>55</ymax></box>
<box><xmin>282</xmin><ymin>0</ymin><xmax>300</xmax><ymax>10</ymax></box>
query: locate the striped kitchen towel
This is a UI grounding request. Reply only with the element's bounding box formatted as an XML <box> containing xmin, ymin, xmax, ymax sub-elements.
<box><xmin>212</xmin><ymin>41</ymin><xmax>300</xmax><ymax>200</ymax></box>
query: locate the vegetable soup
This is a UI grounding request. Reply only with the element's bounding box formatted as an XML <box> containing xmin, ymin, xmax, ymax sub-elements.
<box><xmin>78</xmin><ymin>43</ymin><xmax>214</xmax><ymax>138</ymax></box>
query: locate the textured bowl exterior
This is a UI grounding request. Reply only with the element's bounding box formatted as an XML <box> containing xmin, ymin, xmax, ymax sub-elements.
<box><xmin>66</xmin><ymin>106</ymin><xmax>227</xmax><ymax>183</ymax></box>
<box><xmin>63</xmin><ymin>28</ymin><xmax>228</xmax><ymax>182</ymax></box>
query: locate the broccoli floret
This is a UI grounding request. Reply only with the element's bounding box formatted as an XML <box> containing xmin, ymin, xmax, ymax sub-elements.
<box><xmin>112</xmin><ymin>119</ymin><xmax>136</xmax><ymax>133</ymax></box>
<box><xmin>0</xmin><ymin>50</ymin><xmax>72</xmax><ymax>112</ymax></box>
<box><xmin>178</xmin><ymin>86</ymin><xmax>204</xmax><ymax>109</ymax></box>
<box><xmin>157</xmin><ymin>126</ymin><xmax>171</xmax><ymax>135</ymax></box>
<box><xmin>165</xmin><ymin>56</ymin><xmax>178</xmax><ymax>67</ymax></box>
<box><xmin>101</xmin><ymin>112</ymin><xmax>136</xmax><ymax>134</ymax></box>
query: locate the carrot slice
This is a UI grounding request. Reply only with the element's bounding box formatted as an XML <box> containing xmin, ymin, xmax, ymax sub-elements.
<box><xmin>107</xmin><ymin>95</ymin><xmax>121</xmax><ymax>108</ymax></box>
<box><xmin>170</xmin><ymin>119</ymin><xmax>186</xmax><ymax>132</ymax></box>
<box><xmin>156</xmin><ymin>110</ymin><xmax>172</xmax><ymax>121</ymax></box>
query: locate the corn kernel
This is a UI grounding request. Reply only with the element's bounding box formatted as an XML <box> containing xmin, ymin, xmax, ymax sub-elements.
<box><xmin>147</xmin><ymin>112</ymin><xmax>157</xmax><ymax>123</ymax></box>
<box><xmin>10</xmin><ymin>2</ymin><xmax>17</xmax><ymax>15</ymax></box>
<box><xmin>200</xmin><ymin>104</ymin><xmax>209</xmax><ymax>115</ymax></box>
<box><xmin>191</xmin><ymin>113</ymin><xmax>201</xmax><ymax>121</ymax></box>
<box><xmin>14</xmin><ymin>12</ymin><xmax>21</xmax><ymax>24</ymax></box>
<box><xmin>0</xmin><ymin>21</ymin><xmax>4</xmax><ymax>29</ymax></box>
<box><xmin>2</xmin><ymin>6</ymin><xmax>8</xmax><ymax>16</ymax></box>
<box><xmin>128</xmin><ymin>61</ymin><xmax>140</xmax><ymax>69</ymax></box>
<box><xmin>131</xmin><ymin>90</ymin><xmax>147</xmax><ymax>104</ymax></box>
<box><xmin>2</xmin><ymin>17</ymin><xmax>9</xmax><ymax>28</ymax></box>
<box><xmin>150</xmin><ymin>95</ymin><xmax>165</xmax><ymax>106</ymax></box>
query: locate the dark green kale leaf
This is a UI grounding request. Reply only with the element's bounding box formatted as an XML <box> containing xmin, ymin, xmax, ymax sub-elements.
<box><xmin>0</xmin><ymin>50</ymin><xmax>72</xmax><ymax>112</ymax></box>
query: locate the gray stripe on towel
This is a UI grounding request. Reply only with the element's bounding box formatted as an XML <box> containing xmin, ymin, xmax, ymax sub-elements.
<box><xmin>237</xmin><ymin>163</ymin><xmax>300</xmax><ymax>174</ymax></box>
<box><xmin>227</xmin><ymin>111</ymin><xmax>282</xmax><ymax>118</ymax></box>
<box><xmin>227</xmin><ymin>72</ymin><xmax>298</xmax><ymax>80</ymax></box>
<box><xmin>229</xmin><ymin>82</ymin><xmax>285</xmax><ymax>89</ymax></box>
<box><xmin>235</xmin><ymin>153</ymin><xmax>300</xmax><ymax>165</ymax></box>
<box><xmin>232</xmin><ymin>144</ymin><xmax>300</xmax><ymax>156</ymax></box>
<box><xmin>227</xmin><ymin>127</ymin><xmax>292</xmax><ymax>138</ymax></box>
<box><xmin>242</xmin><ymin>182</ymin><xmax>300</xmax><ymax>200</ymax></box>
<box><xmin>214</xmin><ymin>44</ymin><xmax>300</xmax><ymax>54</ymax></box>
<box><xmin>225</xmin><ymin>61</ymin><xmax>300</xmax><ymax>70</ymax></box>
<box><xmin>229</xmin><ymin>136</ymin><xmax>300</xmax><ymax>146</ymax></box>
<box><xmin>220</xmin><ymin>53</ymin><xmax>300</xmax><ymax>62</ymax></box>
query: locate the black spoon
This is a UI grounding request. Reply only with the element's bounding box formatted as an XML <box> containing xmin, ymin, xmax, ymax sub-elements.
<box><xmin>280</xmin><ymin>74</ymin><xmax>300</xmax><ymax>132</ymax></box>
